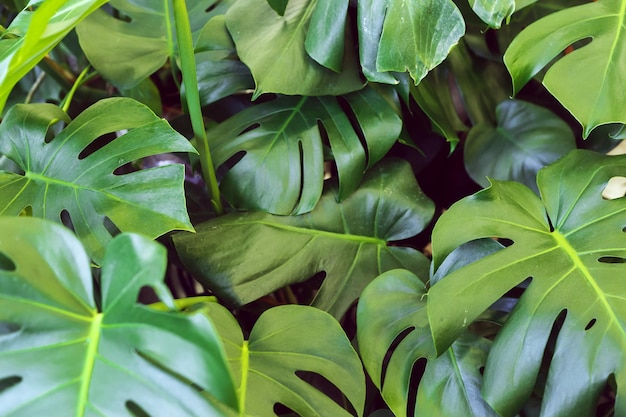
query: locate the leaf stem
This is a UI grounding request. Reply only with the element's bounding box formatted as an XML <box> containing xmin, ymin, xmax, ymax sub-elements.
<box><xmin>60</xmin><ymin>65</ymin><xmax>91</xmax><ymax>112</ymax></box>
<box><xmin>172</xmin><ymin>0</ymin><xmax>223</xmax><ymax>215</ymax></box>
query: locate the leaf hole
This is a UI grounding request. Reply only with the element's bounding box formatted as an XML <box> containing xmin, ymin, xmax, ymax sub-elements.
<box><xmin>273</xmin><ymin>403</ymin><xmax>298</xmax><ymax>416</ymax></box>
<box><xmin>126</xmin><ymin>400</ymin><xmax>151</xmax><ymax>417</ymax></box>
<box><xmin>584</xmin><ymin>318</ymin><xmax>597</xmax><ymax>331</ymax></box>
<box><xmin>103</xmin><ymin>216</ymin><xmax>121</xmax><ymax>236</ymax></box>
<box><xmin>535</xmin><ymin>309</ymin><xmax>568</xmax><ymax>398</ymax></box>
<box><xmin>294</xmin><ymin>140</ymin><xmax>305</xmax><ymax>212</ymax></box>
<box><xmin>602</xmin><ymin>176</ymin><xmax>626</xmax><ymax>200</ymax></box>
<box><xmin>44</xmin><ymin>119</ymin><xmax>65</xmax><ymax>143</ymax></box>
<box><xmin>60</xmin><ymin>209</ymin><xmax>75</xmax><ymax>232</ymax></box>
<box><xmin>205</xmin><ymin>2</ymin><xmax>219</xmax><ymax>13</ymax></box>
<box><xmin>0</xmin><ymin>375</ymin><xmax>21</xmax><ymax>394</ymax></box>
<box><xmin>336</xmin><ymin>96</ymin><xmax>370</xmax><ymax>167</ymax></box>
<box><xmin>564</xmin><ymin>37</ymin><xmax>592</xmax><ymax>54</ymax></box>
<box><xmin>496</xmin><ymin>237</ymin><xmax>514</xmax><ymax>247</ymax></box>
<box><xmin>595</xmin><ymin>374</ymin><xmax>616</xmax><ymax>417</ymax></box>
<box><xmin>479</xmin><ymin>366</ymin><xmax>485</xmax><ymax>376</ymax></box>
<box><xmin>237</xmin><ymin>122</ymin><xmax>260</xmax><ymax>136</ymax></box>
<box><xmin>284</xmin><ymin>271</ymin><xmax>326</xmax><ymax>305</ymax></box>
<box><xmin>406</xmin><ymin>358</ymin><xmax>427</xmax><ymax>417</ymax></box>
<box><xmin>136</xmin><ymin>285</ymin><xmax>160</xmax><ymax>305</ymax></box>
<box><xmin>220</xmin><ymin>150</ymin><xmax>246</xmax><ymax>176</ymax></box>
<box><xmin>78</xmin><ymin>132</ymin><xmax>118</xmax><ymax>160</ymax></box>
<box><xmin>296</xmin><ymin>370</ymin><xmax>358</xmax><ymax>416</ymax></box>
<box><xmin>381</xmin><ymin>326</ymin><xmax>415</xmax><ymax>389</ymax></box>
<box><xmin>0</xmin><ymin>252</ymin><xmax>16</xmax><ymax>271</ymax></box>
<box><xmin>598</xmin><ymin>256</ymin><xmax>626</xmax><ymax>264</ymax></box>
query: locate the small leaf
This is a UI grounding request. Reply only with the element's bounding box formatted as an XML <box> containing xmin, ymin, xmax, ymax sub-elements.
<box><xmin>209</xmin><ymin>88</ymin><xmax>401</xmax><ymax>214</ymax></box>
<box><xmin>0</xmin><ymin>217</ymin><xmax>238</xmax><ymax>416</ymax></box>
<box><xmin>0</xmin><ymin>97</ymin><xmax>195</xmax><ymax>263</ymax></box>
<box><xmin>225</xmin><ymin>0</ymin><xmax>363</xmax><ymax>97</ymax></box>
<box><xmin>429</xmin><ymin>150</ymin><xmax>626</xmax><ymax>416</ymax></box>
<box><xmin>464</xmin><ymin>99</ymin><xmax>575</xmax><ymax>193</ymax></box>
<box><xmin>504</xmin><ymin>0</ymin><xmax>626</xmax><ymax>136</ymax></box>
<box><xmin>205</xmin><ymin>303</ymin><xmax>365</xmax><ymax>417</ymax></box>
<box><xmin>174</xmin><ymin>159</ymin><xmax>434</xmax><ymax>318</ymax></box>
<box><xmin>469</xmin><ymin>0</ymin><xmax>515</xmax><ymax>28</ymax></box>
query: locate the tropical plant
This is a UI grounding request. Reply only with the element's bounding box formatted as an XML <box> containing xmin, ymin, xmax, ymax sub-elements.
<box><xmin>0</xmin><ymin>0</ymin><xmax>624</xmax><ymax>416</ymax></box>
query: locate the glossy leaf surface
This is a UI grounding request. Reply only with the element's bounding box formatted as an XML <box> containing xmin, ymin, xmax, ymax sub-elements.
<box><xmin>0</xmin><ymin>217</ymin><xmax>237</xmax><ymax>416</ymax></box>
<box><xmin>76</xmin><ymin>0</ymin><xmax>225</xmax><ymax>90</ymax></box>
<box><xmin>357</xmin><ymin>268</ymin><xmax>499</xmax><ymax>417</ymax></box>
<box><xmin>469</xmin><ymin>0</ymin><xmax>515</xmax><ymax>28</ymax></box>
<box><xmin>504</xmin><ymin>0</ymin><xmax>626</xmax><ymax>136</ymax></box>
<box><xmin>429</xmin><ymin>150</ymin><xmax>626</xmax><ymax>416</ymax></box>
<box><xmin>174</xmin><ymin>159</ymin><xmax>434</xmax><ymax>318</ymax></box>
<box><xmin>206</xmin><ymin>303</ymin><xmax>365</xmax><ymax>417</ymax></box>
<box><xmin>0</xmin><ymin>98</ymin><xmax>195</xmax><ymax>262</ymax></box>
<box><xmin>225</xmin><ymin>0</ymin><xmax>363</xmax><ymax>97</ymax></box>
<box><xmin>0</xmin><ymin>0</ymin><xmax>108</xmax><ymax>113</ymax></box>
<box><xmin>464</xmin><ymin>100</ymin><xmax>575</xmax><ymax>193</ymax></box>
<box><xmin>209</xmin><ymin>88</ymin><xmax>401</xmax><ymax>214</ymax></box>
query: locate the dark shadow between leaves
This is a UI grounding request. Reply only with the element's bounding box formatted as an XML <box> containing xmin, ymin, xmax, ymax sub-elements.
<box><xmin>126</xmin><ymin>400</ymin><xmax>151</xmax><ymax>417</ymax></box>
<box><xmin>0</xmin><ymin>375</ymin><xmax>21</xmax><ymax>394</ymax></box>
<box><xmin>136</xmin><ymin>285</ymin><xmax>160</xmax><ymax>305</ymax></box>
<box><xmin>295</xmin><ymin>370</ymin><xmax>358</xmax><ymax>417</ymax></box>
<box><xmin>406</xmin><ymin>357</ymin><xmax>427</xmax><ymax>417</ymax></box>
<box><xmin>273</xmin><ymin>402</ymin><xmax>298</xmax><ymax>416</ymax></box>
<box><xmin>380</xmin><ymin>327</ymin><xmax>415</xmax><ymax>389</ymax></box>
<box><xmin>533</xmin><ymin>309</ymin><xmax>568</xmax><ymax>403</ymax></box>
<box><xmin>335</xmin><ymin>96</ymin><xmax>370</xmax><ymax>166</ymax></box>
<box><xmin>0</xmin><ymin>251</ymin><xmax>16</xmax><ymax>271</ymax></box>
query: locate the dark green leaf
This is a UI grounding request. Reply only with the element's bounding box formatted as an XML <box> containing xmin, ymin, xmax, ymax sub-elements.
<box><xmin>209</xmin><ymin>88</ymin><xmax>401</xmax><ymax>214</ymax></box>
<box><xmin>266</xmin><ymin>0</ymin><xmax>289</xmax><ymax>15</ymax></box>
<box><xmin>304</xmin><ymin>0</ymin><xmax>349</xmax><ymax>72</ymax></box>
<box><xmin>205</xmin><ymin>303</ymin><xmax>365</xmax><ymax>417</ymax></box>
<box><xmin>174</xmin><ymin>159</ymin><xmax>434</xmax><ymax>318</ymax></box>
<box><xmin>0</xmin><ymin>98</ymin><xmax>195</xmax><ymax>263</ymax></box>
<box><xmin>464</xmin><ymin>100</ymin><xmax>575</xmax><ymax>193</ymax></box>
<box><xmin>429</xmin><ymin>150</ymin><xmax>626</xmax><ymax>417</ymax></box>
<box><xmin>0</xmin><ymin>217</ymin><xmax>238</xmax><ymax>416</ymax></box>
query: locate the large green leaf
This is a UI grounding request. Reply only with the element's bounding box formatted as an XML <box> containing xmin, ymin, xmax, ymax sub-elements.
<box><xmin>0</xmin><ymin>217</ymin><xmax>238</xmax><ymax>416</ymax></box>
<box><xmin>428</xmin><ymin>150</ymin><xmax>626</xmax><ymax>416</ymax></box>
<box><xmin>174</xmin><ymin>159</ymin><xmax>434</xmax><ymax>318</ymax></box>
<box><xmin>225</xmin><ymin>0</ymin><xmax>363</xmax><ymax>97</ymax></box>
<box><xmin>205</xmin><ymin>303</ymin><xmax>365</xmax><ymax>417</ymax></box>
<box><xmin>209</xmin><ymin>87</ymin><xmax>402</xmax><ymax>214</ymax></box>
<box><xmin>76</xmin><ymin>0</ymin><xmax>226</xmax><ymax>90</ymax></box>
<box><xmin>504</xmin><ymin>0</ymin><xmax>626</xmax><ymax>136</ymax></box>
<box><xmin>360</xmin><ymin>0</ymin><xmax>465</xmax><ymax>85</ymax></box>
<box><xmin>464</xmin><ymin>99</ymin><xmax>575</xmax><ymax>193</ymax></box>
<box><xmin>0</xmin><ymin>97</ymin><xmax>195</xmax><ymax>263</ymax></box>
<box><xmin>0</xmin><ymin>0</ymin><xmax>108</xmax><ymax>113</ymax></box>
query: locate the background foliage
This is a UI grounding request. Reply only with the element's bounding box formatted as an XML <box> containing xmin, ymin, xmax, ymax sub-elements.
<box><xmin>0</xmin><ymin>0</ymin><xmax>624</xmax><ymax>416</ymax></box>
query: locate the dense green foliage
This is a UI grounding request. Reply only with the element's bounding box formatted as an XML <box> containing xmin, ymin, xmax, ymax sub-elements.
<box><xmin>0</xmin><ymin>0</ymin><xmax>624</xmax><ymax>416</ymax></box>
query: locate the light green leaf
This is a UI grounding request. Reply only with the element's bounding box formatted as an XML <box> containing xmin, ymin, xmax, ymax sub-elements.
<box><xmin>174</xmin><ymin>159</ymin><xmax>434</xmax><ymax>318</ymax></box>
<box><xmin>469</xmin><ymin>0</ymin><xmax>515</xmax><ymax>28</ymax></box>
<box><xmin>464</xmin><ymin>99</ymin><xmax>575</xmax><ymax>193</ymax></box>
<box><xmin>357</xmin><ymin>268</ymin><xmax>500</xmax><ymax>417</ymax></box>
<box><xmin>76</xmin><ymin>0</ymin><xmax>227</xmax><ymax>90</ymax></box>
<box><xmin>429</xmin><ymin>150</ymin><xmax>626</xmax><ymax>416</ymax></box>
<box><xmin>225</xmin><ymin>0</ymin><xmax>363</xmax><ymax>97</ymax></box>
<box><xmin>373</xmin><ymin>0</ymin><xmax>465</xmax><ymax>85</ymax></box>
<box><xmin>0</xmin><ymin>217</ymin><xmax>238</xmax><ymax>416</ymax></box>
<box><xmin>0</xmin><ymin>97</ymin><xmax>195</xmax><ymax>263</ymax></box>
<box><xmin>209</xmin><ymin>87</ymin><xmax>402</xmax><ymax>214</ymax></box>
<box><xmin>205</xmin><ymin>303</ymin><xmax>365</xmax><ymax>417</ymax></box>
<box><xmin>504</xmin><ymin>0</ymin><xmax>626</xmax><ymax>136</ymax></box>
<box><xmin>0</xmin><ymin>0</ymin><xmax>108</xmax><ymax>113</ymax></box>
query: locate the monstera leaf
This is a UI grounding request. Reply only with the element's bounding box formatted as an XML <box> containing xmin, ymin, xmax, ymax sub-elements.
<box><xmin>0</xmin><ymin>217</ymin><xmax>238</xmax><ymax>416</ymax></box>
<box><xmin>225</xmin><ymin>0</ymin><xmax>363</xmax><ymax>97</ymax></box>
<box><xmin>504</xmin><ymin>0</ymin><xmax>626</xmax><ymax>136</ymax></box>
<box><xmin>357</xmin><ymin>240</ymin><xmax>506</xmax><ymax>417</ymax></box>
<box><xmin>464</xmin><ymin>100</ymin><xmax>575</xmax><ymax>193</ymax></box>
<box><xmin>469</xmin><ymin>0</ymin><xmax>515</xmax><ymax>28</ymax></box>
<box><xmin>204</xmin><ymin>302</ymin><xmax>365</xmax><ymax>417</ymax></box>
<box><xmin>0</xmin><ymin>0</ymin><xmax>108</xmax><ymax>112</ymax></box>
<box><xmin>358</xmin><ymin>0</ymin><xmax>465</xmax><ymax>85</ymax></box>
<box><xmin>76</xmin><ymin>0</ymin><xmax>229</xmax><ymax>90</ymax></box>
<box><xmin>0</xmin><ymin>98</ymin><xmax>195</xmax><ymax>263</ymax></box>
<box><xmin>208</xmin><ymin>87</ymin><xmax>401</xmax><ymax>214</ymax></box>
<box><xmin>428</xmin><ymin>150</ymin><xmax>626</xmax><ymax>416</ymax></box>
<box><xmin>174</xmin><ymin>159</ymin><xmax>434</xmax><ymax>318</ymax></box>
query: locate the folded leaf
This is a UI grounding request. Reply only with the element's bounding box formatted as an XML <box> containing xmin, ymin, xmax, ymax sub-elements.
<box><xmin>469</xmin><ymin>0</ymin><xmax>515</xmax><ymax>28</ymax></box>
<box><xmin>209</xmin><ymin>88</ymin><xmax>401</xmax><ymax>214</ymax></box>
<box><xmin>504</xmin><ymin>0</ymin><xmax>626</xmax><ymax>136</ymax></box>
<box><xmin>429</xmin><ymin>149</ymin><xmax>626</xmax><ymax>416</ymax></box>
<box><xmin>174</xmin><ymin>159</ymin><xmax>434</xmax><ymax>318</ymax></box>
<box><xmin>0</xmin><ymin>217</ymin><xmax>238</xmax><ymax>416</ymax></box>
<box><xmin>205</xmin><ymin>303</ymin><xmax>365</xmax><ymax>417</ymax></box>
<box><xmin>0</xmin><ymin>98</ymin><xmax>195</xmax><ymax>263</ymax></box>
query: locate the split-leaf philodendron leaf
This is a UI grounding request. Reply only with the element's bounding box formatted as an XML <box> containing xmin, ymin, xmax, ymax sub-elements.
<box><xmin>204</xmin><ymin>302</ymin><xmax>365</xmax><ymax>417</ymax></box>
<box><xmin>174</xmin><ymin>159</ymin><xmax>434</xmax><ymax>318</ymax></box>
<box><xmin>208</xmin><ymin>88</ymin><xmax>401</xmax><ymax>215</ymax></box>
<box><xmin>0</xmin><ymin>98</ymin><xmax>195</xmax><ymax>263</ymax></box>
<box><xmin>76</xmin><ymin>0</ymin><xmax>228</xmax><ymax>90</ymax></box>
<box><xmin>0</xmin><ymin>217</ymin><xmax>238</xmax><ymax>416</ymax></box>
<box><xmin>0</xmin><ymin>0</ymin><xmax>108</xmax><ymax>113</ymax></box>
<box><xmin>429</xmin><ymin>149</ymin><xmax>626</xmax><ymax>417</ymax></box>
<box><xmin>504</xmin><ymin>0</ymin><xmax>626</xmax><ymax>136</ymax></box>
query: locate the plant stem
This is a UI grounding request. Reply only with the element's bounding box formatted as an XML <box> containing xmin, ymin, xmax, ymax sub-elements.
<box><xmin>60</xmin><ymin>65</ymin><xmax>90</xmax><ymax>112</ymax></box>
<box><xmin>171</xmin><ymin>0</ymin><xmax>223</xmax><ymax>215</ymax></box>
